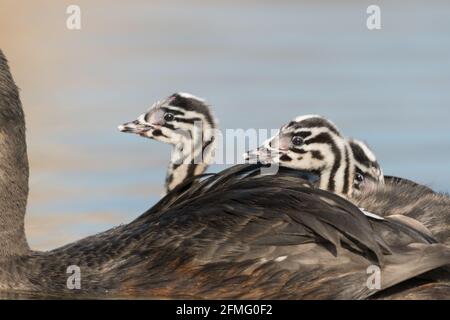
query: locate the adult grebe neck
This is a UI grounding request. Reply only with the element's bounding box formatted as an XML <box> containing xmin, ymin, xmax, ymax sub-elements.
<box><xmin>0</xmin><ymin>50</ymin><xmax>30</xmax><ymax>258</ymax></box>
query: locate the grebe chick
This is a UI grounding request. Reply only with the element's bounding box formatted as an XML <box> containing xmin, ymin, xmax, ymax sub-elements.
<box><xmin>349</xmin><ymin>139</ymin><xmax>384</xmax><ymax>195</ymax></box>
<box><xmin>246</xmin><ymin>115</ymin><xmax>358</xmax><ymax>198</ymax></box>
<box><xmin>248</xmin><ymin>138</ymin><xmax>384</xmax><ymax>198</ymax></box>
<box><xmin>119</xmin><ymin>92</ymin><xmax>217</xmax><ymax>193</ymax></box>
<box><xmin>349</xmin><ymin>139</ymin><xmax>435</xmax><ymax>194</ymax></box>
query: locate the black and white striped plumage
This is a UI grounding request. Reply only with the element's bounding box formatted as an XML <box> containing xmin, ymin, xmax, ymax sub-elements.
<box><xmin>349</xmin><ymin>139</ymin><xmax>384</xmax><ymax>195</ymax></box>
<box><xmin>247</xmin><ymin>115</ymin><xmax>357</xmax><ymax>197</ymax></box>
<box><xmin>119</xmin><ymin>92</ymin><xmax>217</xmax><ymax>193</ymax></box>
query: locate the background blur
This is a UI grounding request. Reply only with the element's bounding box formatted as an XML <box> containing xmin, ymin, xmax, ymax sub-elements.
<box><xmin>1</xmin><ymin>0</ymin><xmax>449</xmax><ymax>250</ymax></box>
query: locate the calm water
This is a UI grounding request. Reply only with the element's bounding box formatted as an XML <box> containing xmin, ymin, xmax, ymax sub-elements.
<box><xmin>1</xmin><ymin>0</ymin><xmax>449</xmax><ymax>250</ymax></box>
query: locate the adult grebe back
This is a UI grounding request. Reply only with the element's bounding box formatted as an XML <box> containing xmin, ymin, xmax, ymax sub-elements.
<box><xmin>1</xmin><ymin>50</ymin><xmax>449</xmax><ymax>299</ymax></box>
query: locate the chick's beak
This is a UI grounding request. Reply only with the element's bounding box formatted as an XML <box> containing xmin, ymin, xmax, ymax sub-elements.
<box><xmin>244</xmin><ymin>147</ymin><xmax>274</xmax><ymax>164</ymax></box>
<box><xmin>118</xmin><ymin>120</ymin><xmax>154</xmax><ymax>135</ymax></box>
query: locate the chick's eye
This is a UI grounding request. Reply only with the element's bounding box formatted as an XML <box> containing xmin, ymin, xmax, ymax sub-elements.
<box><xmin>291</xmin><ymin>136</ymin><xmax>304</xmax><ymax>146</ymax></box>
<box><xmin>356</xmin><ymin>173</ymin><xmax>364</xmax><ymax>182</ymax></box>
<box><xmin>164</xmin><ymin>113</ymin><xmax>174</xmax><ymax>122</ymax></box>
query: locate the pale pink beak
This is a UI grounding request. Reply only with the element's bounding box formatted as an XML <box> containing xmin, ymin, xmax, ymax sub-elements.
<box><xmin>118</xmin><ymin>120</ymin><xmax>153</xmax><ymax>135</ymax></box>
